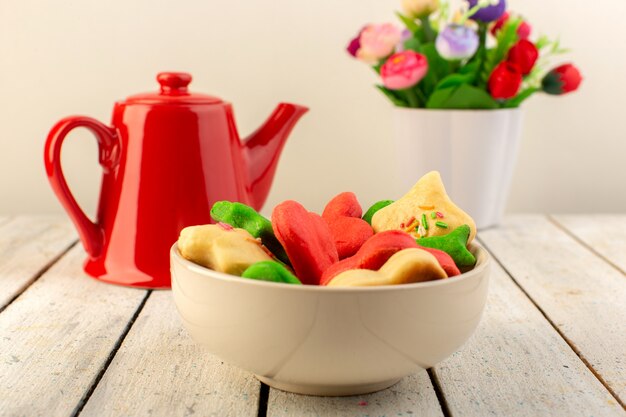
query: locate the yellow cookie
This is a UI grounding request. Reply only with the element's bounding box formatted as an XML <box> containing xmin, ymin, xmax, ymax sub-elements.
<box><xmin>371</xmin><ymin>171</ymin><xmax>476</xmax><ymax>243</ymax></box>
<box><xmin>178</xmin><ymin>224</ymin><xmax>272</xmax><ymax>276</ymax></box>
<box><xmin>327</xmin><ymin>248</ymin><xmax>447</xmax><ymax>287</ymax></box>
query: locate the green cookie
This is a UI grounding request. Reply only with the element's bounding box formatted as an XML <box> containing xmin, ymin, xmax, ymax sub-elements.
<box><xmin>211</xmin><ymin>201</ymin><xmax>290</xmax><ymax>265</ymax></box>
<box><xmin>242</xmin><ymin>261</ymin><xmax>302</xmax><ymax>285</ymax></box>
<box><xmin>362</xmin><ymin>200</ymin><xmax>394</xmax><ymax>225</ymax></box>
<box><xmin>417</xmin><ymin>224</ymin><xmax>476</xmax><ymax>267</ymax></box>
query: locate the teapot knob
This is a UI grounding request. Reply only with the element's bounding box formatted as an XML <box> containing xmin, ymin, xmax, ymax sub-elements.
<box><xmin>157</xmin><ymin>72</ymin><xmax>192</xmax><ymax>95</ymax></box>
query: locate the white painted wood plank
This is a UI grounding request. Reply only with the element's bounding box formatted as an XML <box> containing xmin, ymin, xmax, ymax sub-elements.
<box><xmin>80</xmin><ymin>291</ymin><xmax>260</xmax><ymax>417</ymax></box>
<box><xmin>0</xmin><ymin>215</ymin><xmax>77</xmax><ymax>309</ymax></box>
<box><xmin>0</xmin><ymin>246</ymin><xmax>147</xmax><ymax>417</ymax></box>
<box><xmin>479</xmin><ymin>215</ymin><xmax>626</xmax><ymax>406</ymax></box>
<box><xmin>552</xmin><ymin>214</ymin><xmax>626</xmax><ymax>273</ymax></box>
<box><xmin>434</xmin><ymin>259</ymin><xmax>624</xmax><ymax>417</ymax></box>
<box><xmin>267</xmin><ymin>370</ymin><xmax>443</xmax><ymax>417</ymax></box>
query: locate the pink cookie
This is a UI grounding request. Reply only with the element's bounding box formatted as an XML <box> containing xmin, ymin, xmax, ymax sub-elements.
<box><xmin>272</xmin><ymin>200</ymin><xmax>339</xmax><ymax>285</ymax></box>
<box><xmin>321</xmin><ymin>230</ymin><xmax>417</xmax><ymax>285</ymax></box>
<box><xmin>322</xmin><ymin>192</ymin><xmax>363</xmax><ymax>219</ymax></box>
<box><xmin>322</xmin><ymin>192</ymin><xmax>374</xmax><ymax>259</ymax></box>
<box><xmin>416</xmin><ymin>245</ymin><xmax>460</xmax><ymax>277</ymax></box>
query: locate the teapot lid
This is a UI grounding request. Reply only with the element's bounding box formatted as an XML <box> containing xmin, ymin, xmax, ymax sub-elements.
<box><xmin>124</xmin><ymin>72</ymin><xmax>223</xmax><ymax>105</ymax></box>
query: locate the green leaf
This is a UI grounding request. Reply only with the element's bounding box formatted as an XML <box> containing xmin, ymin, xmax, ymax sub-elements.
<box><xmin>420</xmin><ymin>16</ymin><xmax>436</xmax><ymax>43</ymax></box>
<box><xmin>418</xmin><ymin>42</ymin><xmax>451</xmax><ymax>97</ymax></box>
<box><xmin>459</xmin><ymin>61</ymin><xmax>479</xmax><ymax>75</ymax></box>
<box><xmin>420</xmin><ymin>43</ymin><xmax>449</xmax><ymax>79</ymax></box>
<box><xmin>376</xmin><ymin>85</ymin><xmax>408</xmax><ymax>107</ymax></box>
<box><xmin>396</xmin><ymin>12</ymin><xmax>420</xmax><ymax>33</ymax></box>
<box><xmin>426</xmin><ymin>87</ymin><xmax>456</xmax><ymax>108</ymax></box>
<box><xmin>403</xmin><ymin>37</ymin><xmax>421</xmax><ymax>52</ymax></box>
<box><xmin>494</xmin><ymin>18</ymin><xmax>523</xmax><ymax>62</ymax></box>
<box><xmin>434</xmin><ymin>72</ymin><xmax>476</xmax><ymax>91</ymax></box>
<box><xmin>503</xmin><ymin>87</ymin><xmax>539</xmax><ymax>108</ymax></box>
<box><xmin>427</xmin><ymin>84</ymin><xmax>499</xmax><ymax>109</ymax></box>
<box><xmin>535</xmin><ymin>35</ymin><xmax>550</xmax><ymax>50</ymax></box>
<box><xmin>480</xmin><ymin>18</ymin><xmax>522</xmax><ymax>86</ymax></box>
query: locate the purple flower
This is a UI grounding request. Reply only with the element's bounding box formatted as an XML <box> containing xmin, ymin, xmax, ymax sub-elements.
<box><xmin>467</xmin><ymin>0</ymin><xmax>506</xmax><ymax>23</ymax></box>
<box><xmin>435</xmin><ymin>25</ymin><xmax>479</xmax><ymax>60</ymax></box>
<box><xmin>396</xmin><ymin>29</ymin><xmax>413</xmax><ymax>52</ymax></box>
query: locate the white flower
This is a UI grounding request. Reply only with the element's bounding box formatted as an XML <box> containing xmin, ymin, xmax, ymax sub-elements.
<box><xmin>401</xmin><ymin>0</ymin><xmax>440</xmax><ymax>19</ymax></box>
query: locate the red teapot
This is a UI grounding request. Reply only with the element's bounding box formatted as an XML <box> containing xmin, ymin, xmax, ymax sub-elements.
<box><xmin>44</xmin><ymin>72</ymin><xmax>308</xmax><ymax>289</ymax></box>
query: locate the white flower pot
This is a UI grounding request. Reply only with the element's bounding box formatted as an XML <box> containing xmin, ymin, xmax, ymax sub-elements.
<box><xmin>392</xmin><ymin>108</ymin><xmax>523</xmax><ymax>229</ymax></box>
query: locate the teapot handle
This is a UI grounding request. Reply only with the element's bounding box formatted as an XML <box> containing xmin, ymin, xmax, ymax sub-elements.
<box><xmin>44</xmin><ymin>116</ymin><xmax>120</xmax><ymax>258</ymax></box>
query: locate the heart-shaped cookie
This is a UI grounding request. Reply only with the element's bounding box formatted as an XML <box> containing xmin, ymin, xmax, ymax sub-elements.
<box><xmin>272</xmin><ymin>200</ymin><xmax>339</xmax><ymax>285</ymax></box>
<box><xmin>322</xmin><ymin>192</ymin><xmax>373</xmax><ymax>259</ymax></box>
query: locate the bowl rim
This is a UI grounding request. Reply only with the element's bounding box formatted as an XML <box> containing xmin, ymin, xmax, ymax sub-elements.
<box><xmin>171</xmin><ymin>242</ymin><xmax>490</xmax><ymax>292</ymax></box>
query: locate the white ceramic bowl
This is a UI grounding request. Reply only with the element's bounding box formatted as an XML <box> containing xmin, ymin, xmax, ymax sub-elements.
<box><xmin>171</xmin><ymin>243</ymin><xmax>490</xmax><ymax>396</ymax></box>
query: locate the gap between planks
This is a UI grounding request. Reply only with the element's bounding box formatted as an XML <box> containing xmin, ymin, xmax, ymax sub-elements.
<box><xmin>78</xmin><ymin>290</ymin><xmax>262</xmax><ymax>417</ymax></box>
<box><xmin>548</xmin><ymin>214</ymin><xmax>626</xmax><ymax>276</ymax></box>
<box><xmin>477</xmin><ymin>234</ymin><xmax>625</xmax><ymax>410</ymax></box>
<box><xmin>0</xmin><ymin>216</ymin><xmax>78</xmax><ymax>312</ymax></box>
<box><xmin>0</xmin><ymin>245</ymin><xmax>149</xmax><ymax>417</ymax></box>
<box><xmin>427</xmin><ymin>368</ymin><xmax>452</xmax><ymax>417</ymax></box>
<box><xmin>72</xmin><ymin>290</ymin><xmax>153</xmax><ymax>417</ymax></box>
<box><xmin>257</xmin><ymin>383</ymin><xmax>270</xmax><ymax>417</ymax></box>
<box><xmin>0</xmin><ymin>240</ymin><xmax>77</xmax><ymax>314</ymax></box>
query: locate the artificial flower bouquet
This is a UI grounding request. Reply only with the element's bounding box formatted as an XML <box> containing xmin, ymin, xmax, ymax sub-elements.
<box><xmin>347</xmin><ymin>0</ymin><xmax>582</xmax><ymax>109</ymax></box>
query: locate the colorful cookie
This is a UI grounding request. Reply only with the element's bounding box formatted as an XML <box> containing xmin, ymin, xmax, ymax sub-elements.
<box><xmin>371</xmin><ymin>171</ymin><xmax>476</xmax><ymax>242</ymax></box>
<box><xmin>178</xmin><ymin>224</ymin><xmax>272</xmax><ymax>276</ymax></box>
<box><xmin>327</xmin><ymin>248</ymin><xmax>447</xmax><ymax>287</ymax></box>
<box><xmin>417</xmin><ymin>224</ymin><xmax>476</xmax><ymax>267</ymax></box>
<box><xmin>417</xmin><ymin>246</ymin><xmax>460</xmax><ymax>277</ymax></box>
<box><xmin>320</xmin><ymin>230</ymin><xmax>418</xmax><ymax>285</ymax></box>
<box><xmin>242</xmin><ymin>261</ymin><xmax>302</xmax><ymax>284</ymax></box>
<box><xmin>210</xmin><ymin>201</ymin><xmax>290</xmax><ymax>264</ymax></box>
<box><xmin>325</xmin><ymin>218</ymin><xmax>374</xmax><ymax>259</ymax></box>
<box><xmin>322</xmin><ymin>192</ymin><xmax>363</xmax><ymax>218</ymax></box>
<box><xmin>362</xmin><ymin>199</ymin><xmax>394</xmax><ymax>225</ymax></box>
<box><xmin>272</xmin><ymin>200</ymin><xmax>339</xmax><ymax>285</ymax></box>
<box><xmin>322</xmin><ymin>192</ymin><xmax>374</xmax><ymax>259</ymax></box>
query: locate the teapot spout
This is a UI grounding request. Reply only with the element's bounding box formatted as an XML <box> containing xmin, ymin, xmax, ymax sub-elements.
<box><xmin>243</xmin><ymin>103</ymin><xmax>308</xmax><ymax>210</ymax></box>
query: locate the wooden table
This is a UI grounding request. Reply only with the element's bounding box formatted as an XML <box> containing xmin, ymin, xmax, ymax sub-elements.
<box><xmin>1</xmin><ymin>215</ymin><xmax>625</xmax><ymax>417</ymax></box>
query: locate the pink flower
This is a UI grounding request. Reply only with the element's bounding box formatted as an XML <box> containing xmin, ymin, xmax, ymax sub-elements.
<box><xmin>346</xmin><ymin>27</ymin><xmax>367</xmax><ymax>57</ymax></box>
<box><xmin>381</xmin><ymin>51</ymin><xmax>428</xmax><ymax>90</ymax></box>
<box><xmin>356</xmin><ymin>23</ymin><xmax>402</xmax><ymax>64</ymax></box>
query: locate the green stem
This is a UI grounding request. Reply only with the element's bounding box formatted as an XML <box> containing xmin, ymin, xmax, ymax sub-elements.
<box><xmin>414</xmin><ymin>88</ymin><xmax>427</xmax><ymax>107</ymax></box>
<box><xmin>420</xmin><ymin>17</ymin><xmax>435</xmax><ymax>43</ymax></box>
<box><xmin>404</xmin><ymin>88</ymin><xmax>421</xmax><ymax>108</ymax></box>
<box><xmin>475</xmin><ymin>22</ymin><xmax>488</xmax><ymax>87</ymax></box>
<box><xmin>450</xmin><ymin>60</ymin><xmax>461</xmax><ymax>74</ymax></box>
<box><xmin>460</xmin><ymin>3</ymin><xmax>483</xmax><ymax>25</ymax></box>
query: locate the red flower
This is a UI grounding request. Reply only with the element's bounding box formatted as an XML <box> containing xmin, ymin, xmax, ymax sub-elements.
<box><xmin>488</xmin><ymin>61</ymin><xmax>522</xmax><ymax>99</ymax></box>
<box><xmin>542</xmin><ymin>64</ymin><xmax>583</xmax><ymax>95</ymax></box>
<box><xmin>517</xmin><ymin>21</ymin><xmax>532</xmax><ymax>40</ymax></box>
<box><xmin>507</xmin><ymin>39</ymin><xmax>538</xmax><ymax>75</ymax></box>
<box><xmin>491</xmin><ymin>12</ymin><xmax>531</xmax><ymax>40</ymax></box>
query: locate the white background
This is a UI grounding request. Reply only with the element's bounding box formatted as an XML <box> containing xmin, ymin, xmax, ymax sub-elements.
<box><xmin>1</xmin><ymin>0</ymin><xmax>624</xmax><ymax>217</ymax></box>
